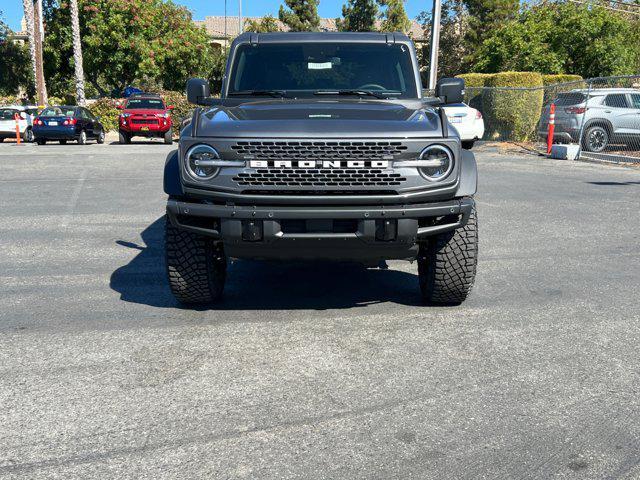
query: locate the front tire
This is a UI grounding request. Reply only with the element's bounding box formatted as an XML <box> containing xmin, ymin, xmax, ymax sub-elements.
<box><xmin>461</xmin><ymin>140</ymin><xmax>475</xmax><ymax>150</ymax></box>
<box><xmin>97</xmin><ymin>129</ymin><xmax>105</xmax><ymax>144</ymax></box>
<box><xmin>78</xmin><ymin>130</ymin><xmax>87</xmax><ymax>145</ymax></box>
<box><xmin>119</xmin><ymin>131</ymin><xmax>131</xmax><ymax>144</ymax></box>
<box><xmin>164</xmin><ymin>130</ymin><xmax>173</xmax><ymax>145</ymax></box>
<box><xmin>418</xmin><ymin>204</ymin><xmax>478</xmax><ymax>305</ymax></box>
<box><xmin>165</xmin><ymin>217</ymin><xmax>226</xmax><ymax>305</ymax></box>
<box><xmin>36</xmin><ymin>139</ymin><xmax>46</xmax><ymax>145</ymax></box>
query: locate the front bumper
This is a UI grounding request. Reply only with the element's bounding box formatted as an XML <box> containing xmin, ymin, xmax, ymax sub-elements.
<box><xmin>167</xmin><ymin>197</ymin><xmax>474</xmax><ymax>261</ymax></box>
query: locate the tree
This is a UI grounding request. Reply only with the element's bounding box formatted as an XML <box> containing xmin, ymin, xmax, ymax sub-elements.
<box><xmin>418</xmin><ymin>0</ymin><xmax>469</xmax><ymax>77</ymax></box>
<box><xmin>69</xmin><ymin>0</ymin><xmax>86</xmax><ymax>105</ymax></box>
<box><xmin>378</xmin><ymin>0</ymin><xmax>411</xmax><ymax>33</ymax></box>
<box><xmin>279</xmin><ymin>0</ymin><xmax>321</xmax><ymax>32</ymax></box>
<box><xmin>245</xmin><ymin>15</ymin><xmax>281</xmax><ymax>33</ymax></box>
<box><xmin>21</xmin><ymin>0</ymin><xmax>37</xmax><ymax>90</ymax></box>
<box><xmin>0</xmin><ymin>13</ymin><xmax>33</xmax><ymax>97</ymax></box>
<box><xmin>43</xmin><ymin>0</ymin><xmax>214</xmax><ymax>97</ymax></box>
<box><xmin>336</xmin><ymin>0</ymin><xmax>378</xmax><ymax>32</ymax></box>
<box><xmin>463</xmin><ymin>0</ymin><xmax>519</xmax><ymax>50</ymax></box>
<box><xmin>473</xmin><ymin>2</ymin><xmax>640</xmax><ymax>78</ymax></box>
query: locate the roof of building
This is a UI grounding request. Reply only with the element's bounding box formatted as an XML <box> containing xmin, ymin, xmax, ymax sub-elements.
<box><xmin>194</xmin><ymin>16</ymin><xmax>426</xmax><ymax>41</ymax></box>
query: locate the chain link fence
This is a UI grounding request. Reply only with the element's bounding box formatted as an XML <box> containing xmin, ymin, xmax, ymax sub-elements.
<box><xmin>463</xmin><ymin>75</ymin><xmax>640</xmax><ymax>164</ymax></box>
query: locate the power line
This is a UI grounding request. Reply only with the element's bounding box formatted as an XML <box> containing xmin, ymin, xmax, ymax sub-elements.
<box><xmin>567</xmin><ymin>0</ymin><xmax>640</xmax><ymax>15</ymax></box>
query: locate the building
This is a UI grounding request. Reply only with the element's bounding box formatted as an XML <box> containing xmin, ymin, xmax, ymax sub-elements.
<box><xmin>194</xmin><ymin>16</ymin><xmax>427</xmax><ymax>51</ymax></box>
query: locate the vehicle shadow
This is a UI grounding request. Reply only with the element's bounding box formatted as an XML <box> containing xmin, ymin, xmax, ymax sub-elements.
<box><xmin>109</xmin><ymin>216</ymin><xmax>423</xmax><ymax>310</ymax></box>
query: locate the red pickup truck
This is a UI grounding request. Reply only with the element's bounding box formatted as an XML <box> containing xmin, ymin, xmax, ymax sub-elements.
<box><xmin>117</xmin><ymin>93</ymin><xmax>174</xmax><ymax>144</ymax></box>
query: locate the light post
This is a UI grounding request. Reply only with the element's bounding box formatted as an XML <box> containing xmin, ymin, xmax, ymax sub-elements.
<box><xmin>238</xmin><ymin>0</ymin><xmax>243</xmax><ymax>35</ymax></box>
<box><xmin>428</xmin><ymin>0</ymin><xmax>442</xmax><ymax>90</ymax></box>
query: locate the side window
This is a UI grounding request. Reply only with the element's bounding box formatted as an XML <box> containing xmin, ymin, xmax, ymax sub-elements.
<box><xmin>82</xmin><ymin>108</ymin><xmax>94</xmax><ymax>120</ymax></box>
<box><xmin>630</xmin><ymin>94</ymin><xmax>640</xmax><ymax>109</ymax></box>
<box><xmin>604</xmin><ymin>94</ymin><xmax>629</xmax><ymax>108</ymax></box>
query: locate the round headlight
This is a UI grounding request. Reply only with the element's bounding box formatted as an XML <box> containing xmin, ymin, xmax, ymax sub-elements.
<box><xmin>185</xmin><ymin>144</ymin><xmax>220</xmax><ymax>180</ymax></box>
<box><xmin>418</xmin><ymin>145</ymin><xmax>454</xmax><ymax>181</ymax></box>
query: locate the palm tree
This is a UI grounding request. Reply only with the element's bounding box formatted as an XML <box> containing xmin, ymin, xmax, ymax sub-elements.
<box><xmin>69</xmin><ymin>0</ymin><xmax>86</xmax><ymax>105</ymax></box>
<box><xmin>21</xmin><ymin>0</ymin><xmax>37</xmax><ymax>94</ymax></box>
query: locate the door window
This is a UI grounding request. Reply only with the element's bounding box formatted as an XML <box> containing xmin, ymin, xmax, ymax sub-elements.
<box><xmin>630</xmin><ymin>94</ymin><xmax>640</xmax><ymax>109</ymax></box>
<box><xmin>604</xmin><ymin>94</ymin><xmax>629</xmax><ymax>108</ymax></box>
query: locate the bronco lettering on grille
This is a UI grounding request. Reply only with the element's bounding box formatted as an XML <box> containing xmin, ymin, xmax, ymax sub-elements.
<box><xmin>248</xmin><ymin>160</ymin><xmax>390</xmax><ymax>169</ymax></box>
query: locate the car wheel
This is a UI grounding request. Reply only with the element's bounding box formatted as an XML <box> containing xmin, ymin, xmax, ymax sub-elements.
<box><xmin>165</xmin><ymin>216</ymin><xmax>226</xmax><ymax>305</ymax></box>
<box><xmin>78</xmin><ymin>130</ymin><xmax>87</xmax><ymax>145</ymax></box>
<box><xmin>583</xmin><ymin>125</ymin><xmax>609</xmax><ymax>152</ymax></box>
<box><xmin>119</xmin><ymin>131</ymin><xmax>131</xmax><ymax>144</ymax></box>
<box><xmin>23</xmin><ymin>128</ymin><xmax>34</xmax><ymax>143</ymax></box>
<box><xmin>418</xmin><ymin>203</ymin><xmax>478</xmax><ymax>305</ymax></box>
<box><xmin>36</xmin><ymin>139</ymin><xmax>46</xmax><ymax>145</ymax></box>
<box><xmin>0</xmin><ymin>137</ymin><xmax>4</xmax><ymax>143</ymax></box>
<box><xmin>59</xmin><ymin>140</ymin><xmax>67</xmax><ymax>145</ymax></box>
<box><xmin>97</xmin><ymin>130</ymin><xmax>105</xmax><ymax>144</ymax></box>
<box><xmin>164</xmin><ymin>130</ymin><xmax>173</xmax><ymax>145</ymax></box>
<box><xmin>461</xmin><ymin>140</ymin><xmax>475</xmax><ymax>150</ymax></box>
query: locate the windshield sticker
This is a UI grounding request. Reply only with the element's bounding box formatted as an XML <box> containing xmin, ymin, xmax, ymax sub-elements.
<box><xmin>308</xmin><ymin>62</ymin><xmax>333</xmax><ymax>70</ymax></box>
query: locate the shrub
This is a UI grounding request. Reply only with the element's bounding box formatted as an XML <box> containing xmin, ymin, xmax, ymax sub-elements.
<box><xmin>482</xmin><ymin>71</ymin><xmax>544</xmax><ymax>141</ymax></box>
<box><xmin>542</xmin><ymin>74</ymin><xmax>583</xmax><ymax>85</ymax></box>
<box><xmin>456</xmin><ymin>73</ymin><xmax>494</xmax><ymax>110</ymax></box>
<box><xmin>88</xmin><ymin>97</ymin><xmax>120</xmax><ymax>132</ymax></box>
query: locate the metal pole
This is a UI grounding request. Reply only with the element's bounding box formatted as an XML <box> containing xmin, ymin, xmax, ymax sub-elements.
<box><xmin>428</xmin><ymin>0</ymin><xmax>442</xmax><ymax>90</ymax></box>
<box><xmin>224</xmin><ymin>0</ymin><xmax>227</xmax><ymax>48</ymax></box>
<box><xmin>238</xmin><ymin>0</ymin><xmax>243</xmax><ymax>35</ymax></box>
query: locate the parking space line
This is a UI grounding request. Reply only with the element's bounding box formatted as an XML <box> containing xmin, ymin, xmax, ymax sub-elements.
<box><xmin>59</xmin><ymin>168</ymin><xmax>88</xmax><ymax>228</ymax></box>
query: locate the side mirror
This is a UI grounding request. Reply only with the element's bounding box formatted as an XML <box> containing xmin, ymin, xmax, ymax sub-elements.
<box><xmin>186</xmin><ymin>78</ymin><xmax>211</xmax><ymax>105</ymax></box>
<box><xmin>116</xmin><ymin>104</ymin><xmax>124</xmax><ymax>110</ymax></box>
<box><xmin>167</xmin><ymin>105</ymin><xmax>175</xmax><ymax>111</ymax></box>
<box><xmin>435</xmin><ymin>77</ymin><xmax>465</xmax><ymax>105</ymax></box>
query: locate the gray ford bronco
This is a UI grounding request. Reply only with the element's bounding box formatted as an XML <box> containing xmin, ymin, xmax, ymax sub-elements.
<box><xmin>163</xmin><ymin>32</ymin><xmax>478</xmax><ymax>306</ymax></box>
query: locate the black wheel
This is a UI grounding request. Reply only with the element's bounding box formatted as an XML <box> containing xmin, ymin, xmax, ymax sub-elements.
<box><xmin>118</xmin><ymin>131</ymin><xmax>131</xmax><ymax>144</ymax></box>
<box><xmin>0</xmin><ymin>137</ymin><xmax>4</xmax><ymax>143</ymax></box>
<box><xmin>164</xmin><ymin>130</ymin><xmax>173</xmax><ymax>145</ymax></box>
<box><xmin>165</xmin><ymin>216</ymin><xmax>226</xmax><ymax>305</ymax></box>
<box><xmin>461</xmin><ymin>140</ymin><xmax>475</xmax><ymax>150</ymax></box>
<box><xmin>418</xmin><ymin>203</ymin><xmax>478</xmax><ymax>305</ymax></box>
<box><xmin>78</xmin><ymin>130</ymin><xmax>87</xmax><ymax>145</ymax></box>
<box><xmin>582</xmin><ymin>125</ymin><xmax>609</xmax><ymax>152</ymax></box>
<box><xmin>96</xmin><ymin>129</ymin><xmax>105</xmax><ymax>144</ymax></box>
<box><xmin>36</xmin><ymin>139</ymin><xmax>46</xmax><ymax>145</ymax></box>
<box><xmin>23</xmin><ymin>128</ymin><xmax>34</xmax><ymax>143</ymax></box>
<box><xmin>59</xmin><ymin>140</ymin><xmax>67</xmax><ymax>145</ymax></box>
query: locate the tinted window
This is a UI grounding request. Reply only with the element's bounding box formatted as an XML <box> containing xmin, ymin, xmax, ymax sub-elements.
<box><xmin>228</xmin><ymin>42</ymin><xmax>418</xmax><ymax>98</ymax></box>
<box><xmin>630</xmin><ymin>94</ymin><xmax>640</xmax><ymax>109</ymax></box>
<box><xmin>0</xmin><ymin>109</ymin><xmax>19</xmax><ymax>120</ymax></box>
<box><xmin>604</xmin><ymin>94</ymin><xmax>629</xmax><ymax>108</ymax></box>
<box><xmin>126</xmin><ymin>98</ymin><xmax>165</xmax><ymax>109</ymax></box>
<box><xmin>554</xmin><ymin>93</ymin><xmax>586</xmax><ymax>106</ymax></box>
<box><xmin>41</xmin><ymin>106</ymin><xmax>76</xmax><ymax>117</ymax></box>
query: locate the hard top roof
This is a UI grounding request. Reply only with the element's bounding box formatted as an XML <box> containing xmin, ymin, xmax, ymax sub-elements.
<box><xmin>234</xmin><ymin>31</ymin><xmax>412</xmax><ymax>44</ymax></box>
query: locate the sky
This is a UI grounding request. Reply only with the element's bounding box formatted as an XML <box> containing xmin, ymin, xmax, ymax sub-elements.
<box><xmin>2</xmin><ymin>0</ymin><xmax>432</xmax><ymax>31</ymax></box>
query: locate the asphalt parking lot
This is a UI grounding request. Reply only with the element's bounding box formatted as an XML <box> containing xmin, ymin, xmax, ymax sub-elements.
<box><xmin>1</xmin><ymin>140</ymin><xmax>639</xmax><ymax>479</ymax></box>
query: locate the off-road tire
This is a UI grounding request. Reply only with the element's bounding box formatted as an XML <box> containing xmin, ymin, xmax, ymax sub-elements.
<box><xmin>165</xmin><ymin>216</ymin><xmax>226</xmax><ymax>305</ymax></box>
<box><xmin>78</xmin><ymin>130</ymin><xmax>87</xmax><ymax>145</ymax></box>
<box><xmin>461</xmin><ymin>140</ymin><xmax>475</xmax><ymax>150</ymax></box>
<box><xmin>119</xmin><ymin>131</ymin><xmax>131</xmax><ymax>144</ymax></box>
<box><xmin>418</xmin><ymin>204</ymin><xmax>478</xmax><ymax>305</ymax></box>
<box><xmin>164</xmin><ymin>130</ymin><xmax>173</xmax><ymax>145</ymax></box>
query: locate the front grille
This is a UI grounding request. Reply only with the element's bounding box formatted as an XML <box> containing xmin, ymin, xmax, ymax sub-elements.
<box><xmin>132</xmin><ymin>118</ymin><xmax>158</xmax><ymax>125</ymax></box>
<box><xmin>231</xmin><ymin>141</ymin><xmax>408</xmax><ymax>160</ymax></box>
<box><xmin>234</xmin><ymin>168</ymin><xmax>406</xmax><ymax>187</ymax></box>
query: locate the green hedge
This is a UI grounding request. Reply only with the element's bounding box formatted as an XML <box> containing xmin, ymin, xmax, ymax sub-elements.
<box><xmin>542</xmin><ymin>74</ymin><xmax>583</xmax><ymax>85</ymax></box>
<box><xmin>456</xmin><ymin>73</ymin><xmax>493</xmax><ymax>110</ymax></box>
<box><xmin>87</xmin><ymin>90</ymin><xmax>192</xmax><ymax>134</ymax></box>
<box><xmin>482</xmin><ymin>72</ymin><xmax>544</xmax><ymax>141</ymax></box>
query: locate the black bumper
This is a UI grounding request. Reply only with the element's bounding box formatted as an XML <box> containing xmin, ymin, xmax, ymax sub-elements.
<box><xmin>166</xmin><ymin>197</ymin><xmax>474</xmax><ymax>261</ymax></box>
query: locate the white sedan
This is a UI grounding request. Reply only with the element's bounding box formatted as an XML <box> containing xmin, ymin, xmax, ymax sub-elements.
<box><xmin>443</xmin><ymin>103</ymin><xmax>485</xmax><ymax>149</ymax></box>
<box><xmin>0</xmin><ymin>105</ymin><xmax>39</xmax><ymax>143</ymax></box>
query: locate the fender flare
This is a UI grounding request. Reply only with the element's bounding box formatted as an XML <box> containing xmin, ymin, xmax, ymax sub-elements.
<box><xmin>455</xmin><ymin>149</ymin><xmax>478</xmax><ymax>197</ymax></box>
<box><xmin>163</xmin><ymin>150</ymin><xmax>183</xmax><ymax>196</ymax></box>
<box><xmin>583</xmin><ymin>118</ymin><xmax>614</xmax><ymax>136</ymax></box>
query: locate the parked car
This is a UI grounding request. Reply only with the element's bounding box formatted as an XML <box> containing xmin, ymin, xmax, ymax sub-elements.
<box><xmin>0</xmin><ymin>105</ymin><xmax>39</xmax><ymax>143</ymax></box>
<box><xmin>33</xmin><ymin>105</ymin><xmax>105</xmax><ymax>145</ymax></box>
<box><xmin>117</xmin><ymin>93</ymin><xmax>174</xmax><ymax>144</ymax></box>
<box><xmin>539</xmin><ymin>88</ymin><xmax>640</xmax><ymax>152</ymax></box>
<box><xmin>442</xmin><ymin>103</ymin><xmax>485</xmax><ymax>149</ymax></box>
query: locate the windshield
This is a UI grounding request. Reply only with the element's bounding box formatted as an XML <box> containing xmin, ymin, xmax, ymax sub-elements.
<box><xmin>41</xmin><ymin>107</ymin><xmax>76</xmax><ymax>117</ymax></box>
<box><xmin>0</xmin><ymin>109</ymin><xmax>19</xmax><ymax>120</ymax></box>
<box><xmin>125</xmin><ymin>98</ymin><xmax>165</xmax><ymax>109</ymax></box>
<box><xmin>228</xmin><ymin>42</ymin><xmax>418</xmax><ymax>98</ymax></box>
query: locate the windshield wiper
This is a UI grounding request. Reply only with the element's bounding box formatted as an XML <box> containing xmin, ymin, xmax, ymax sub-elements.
<box><xmin>314</xmin><ymin>89</ymin><xmax>402</xmax><ymax>99</ymax></box>
<box><xmin>228</xmin><ymin>90</ymin><xmax>286</xmax><ymax>98</ymax></box>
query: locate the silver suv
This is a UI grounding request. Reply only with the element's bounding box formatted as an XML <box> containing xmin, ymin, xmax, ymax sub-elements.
<box><xmin>539</xmin><ymin>88</ymin><xmax>640</xmax><ymax>152</ymax></box>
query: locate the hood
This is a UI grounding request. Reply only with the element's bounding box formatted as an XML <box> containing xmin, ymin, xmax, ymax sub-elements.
<box><xmin>122</xmin><ymin>108</ymin><xmax>167</xmax><ymax>115</ymax></box>
<box><xmin>194</xmin><ymin>99</ymin><xmax>443</xmax><ymax>139</ymax></box>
